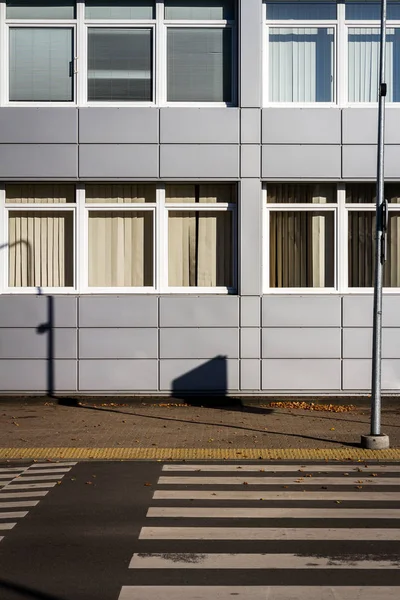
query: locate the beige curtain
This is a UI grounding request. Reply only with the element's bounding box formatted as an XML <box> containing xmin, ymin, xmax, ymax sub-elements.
<box><xmin>349</xmin><ymin>211</ymin><xmax>400</xmax><ymax>287</ymax></box>
<box><xmin>166</xmin><ymin>184</ymin><xmax>236</xmax><ymax>204</ymax></box>
<box><xmin>267</xmin><ymin>183</ymin><xmax>335</xmax><ymax>204</ymax></box>
<box><xmin>9</xmin><ymin>211</ymin><xmax>73</xmax><ymax>287</ymax></box>
<box><xmin>270</xmin><ymin>211</ymin><xmax>334</xmax><ymax>288</ymax></box>
<box><xmin>88</xmin><ymin>211</ymin><xmax>153</xmax><ymax>287</ymax></box>
<box><xmin>6</xmin><ymin>184</ymin><xmax>74</xmax><ymax>204</ymax></box>
<box><xmin>168</xmin><ymin>211</ymin><xmax>233</xmax><ymax>287</ymax></box>
<box><xmin>85</xmin><ymin>184</ymin><xmax>156</xmax><ymax>203</ymax></box>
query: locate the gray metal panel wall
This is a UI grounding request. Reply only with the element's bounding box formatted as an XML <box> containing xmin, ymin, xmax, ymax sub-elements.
<box><xmin>160</xmin><ymin>328</ymin><xmax>239</xmax><ymax>359</ymax></box>
<box><xmin>0</xmin><ymin>145</ymin><xmax>77</xmax><ymax>179</ymax></box>
<box><xmin>0</xmin><ymin>108</ymin><xmax>77</xmax><ymax>143</ymax></box>
<box><xmin>79</xmin><ymin>360</ymin><xmax>158</xmax><ymax>391</ymax></box>
<box><xmin>79</xmin><ymin>144</ymin><xmax>158</xmax><ymax>179</ymax></box>
<box><xmin>0</xmin><ymin>296</ymin><xmax>77</xmax><ymax>328</ymax></box>
<box><xmin>0</xmin><ymin>360</ymin><xmax>76</xmax><ymax>392</ymax></box>
<box><xmin>239</xmin><ymin>0</ymin><xmax>262</xmax><ymax>107</ymax></box>
<box><xmin>160</xmin><ymin>297</ymin><xmax>239</xmax><ymax>327</ymax></box>
<box><xmin>79</xmin><ymin>108</ymin><xmax>159</xmax><ymax>144</ymax></box>
<box><xmin>160</xmin><ymin>358</ymin><xmax>239</xmax><ymax>391</ymax></box>
<box><xmin>262</xmin><ymin>109</ymin><xmax>341</xmax><ymax>144</ymax></box>
<box><xmin>160</xmin><ymin>108</ymin><xmax>239</xmax><ymax>144</ymax></box>
<box><xmin>79</xmin><ymin>296</ymin><xmax>158</xmax><ymax>328</ymax></box>
<box><xmin>262</xmin><ymin>145</ymin><xmax>341</xmax><ymax>179</ymax></box>
<box><xmin>160</xmin><ymin>145</ymin><xmax>239</xmax><ymax>179</ymax></box>
<box><xmin>79</xmin><ymin>329</ymin><xmax>158</xmax><ymax>359</ymax></box>
<box><xmin>343</xmin><ymin>145</ymin><xmax>400</xmax><ymax>179</ymax></box>
<box><xmin>240</xmin><ymin>179</ymin><xmax>262</xmax><ymax>295</ymax></box>
<box><xmin>262</xmin><ymin>359</ymin><xmax>341</xmax><ymax>391</ymax></box>
<box><xmin>342</xmin><ymin>108</ymin><xmax>400</xmax><ymax>144</ymax></box>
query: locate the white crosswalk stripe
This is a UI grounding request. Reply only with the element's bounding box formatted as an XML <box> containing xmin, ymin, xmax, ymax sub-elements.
<box><xmin>0</xmin><ymin>461</ymin><xmax>75</xmax><ymax>543</ymax></box>
<box><xmin>119</xmin><ymin>461</ymin><xmax>400</xmax><ymax>600</ymax></box>
<box><xmin>119</xmin><ymin>586</ymin><xmax>400</xmax><ymax>600</ymax></box>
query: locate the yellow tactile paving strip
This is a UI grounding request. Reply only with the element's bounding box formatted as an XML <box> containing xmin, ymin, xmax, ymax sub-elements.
<box><xmin>1</xmin><ymin>447</ymin><xmax>400</xmax><ymax>460</ymax></box>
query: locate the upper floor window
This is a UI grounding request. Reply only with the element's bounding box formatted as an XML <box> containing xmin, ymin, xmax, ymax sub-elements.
<box><xmin>264</xmin><ymin>0</ymin><xmax>400</xmax><ymax>105</ymax></box>
<box><xmin>4</xmin><ymin>0</ymin><xmax>236</xmax><ymax>105</ymax></box>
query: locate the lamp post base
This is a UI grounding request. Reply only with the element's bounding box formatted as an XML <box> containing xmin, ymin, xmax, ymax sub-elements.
<box><xmin>361</xmin><ymin>434</ymin><xmax>390</xmax><ymax>449</ymax></box>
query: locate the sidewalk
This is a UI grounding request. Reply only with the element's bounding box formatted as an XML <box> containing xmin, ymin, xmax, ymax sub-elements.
<box><xmin>0</xmin><ymin>397</ymin><xmax>400</xmax><ymax>460</ymax></box>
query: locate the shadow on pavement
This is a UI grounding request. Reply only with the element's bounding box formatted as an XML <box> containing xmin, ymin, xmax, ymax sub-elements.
<box><xmin>0</xmin><ymin>578</ymin><xmax>66</xmax><ymax>600</ymax></box>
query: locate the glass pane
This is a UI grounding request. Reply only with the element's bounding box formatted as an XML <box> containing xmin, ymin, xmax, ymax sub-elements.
<box><xmin>346</xmin><ymin>1</ymin><xmax>400</xmax><ymax>20</ymax></box>
<box><xmin>348</xmin><ymin>28</ymin><xmax>400</xmax><ymax>102</ymax></box>
<box><xmin>346</xmin><ymin>183</ymin><xmax>400</xmax><ymax>203</ymax></box>
<box><xmin>6</xmin><ymin>184</ymin><xmax>75</xmax><ymax>203</ymax></box>
<box><xmin>348</xmin><ymin>211</ymin><xmax>375</xmax><ymax>286</ymax></box>
<box><xmin>85</xmin><ymin>1</ymin><xmax>154</xmax><ymax>20</ymax></box>
<box><xmin>269</xmin><ymin>28</ymin><xmax>334</xmax><ymax>102</ymax></box>
<box><xmin>88</xmin><ymin>28</ymin><xmax>152</xmax><ymax>101</ymax></box>
<box><xmin>86</xmin><ymin>184</ymin><xmax>156</xmax><ymax>203</ymax></box>
<box><xmin>165</xmin><ymin>0</ymin><xmax>234</xmax><ymax>20</ymax></box>
<box><xmin>167</xmin><ymin>28</ymin><xmax>232</xmax><ymax>102</ymax></box>
<box><xmin>166</xmin><ymin>184</ymin><xmax>237</xmax><ymax>203</ymax></box>
<box><xmin>168</xmin><ymin>211</ymin><xmax>233</xmax><ymax>286</ymax></box>
<box><xmin>6</xmin><ymin>1</ymin><xmax>75</xmax><ymax>19</ymax></box>
<box><xmin>8</xmin><ymin>211</ymin><xmax>74</xmax><ymax>287</ymax></box>
<box><xmin>349</xmin><ymin>212</ymin><xmax>400</xmax><ymax>286</ymax></box>
<box><xmin>270</xmin><ymin>211</ymin><xmax>335</xmax><ymax>287</ymax></box>
<box><xmin>88</xmin><ymin>211</ymin><xmax>153</xmax><ymax>286</ymax></box>
<box><xmin>9</xmin><ymin>28</ymin><xmax>73</xmax><ymax>102</ymax></box>
<box><xmin>267</xmin><ymin>2</ymin><xmax>336</xmax><ymax>20</ymax></box>
<box><xmin>267</xmin><ymin>183</ymin><xmax>336</xmax><ymax>203</ymax></box>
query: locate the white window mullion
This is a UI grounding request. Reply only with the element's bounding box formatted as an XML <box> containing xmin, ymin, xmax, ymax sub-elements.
<box><xmin>76</xmin><ymin>183</ymin><xmax>85</xmax><ymax>293</ymax></box>
<box><xmin>157</xmin><ymin>184</ymin><xmax>167</xmax><ymax>292</ymax></box>
<box><xmin>76</xmin><ymin>1</ymin><xmax>85</xmax><ymax>106</ymax></box>
<box><xmin>156</xmin><ymin>0</ymin><xmax>165</xmax><ymax>105</ymax></box>
<box><xmin>337</xmin><ymin>1</ymin><xmax>347</xmax><ymax>106</ymax></box>
<box><xmin>0</xmin><ymin>184</ymin><xmax>6</xmax><ymax>292</ymax></box>
<box><xmin>337</xmin><ymin>183</ymin><xmax>347</xmax><ymax>293</ymax></box>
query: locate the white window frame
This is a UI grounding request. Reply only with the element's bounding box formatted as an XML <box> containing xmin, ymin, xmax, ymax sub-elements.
<box><xmin>263</xmin><ymin>182</ymin><xmax>400</xmax><ymax>294</ymax></box>
<box><xmin>162</xmin><ymin>9</ymin><xmax>237</xmax><ymax>107</ymax></box>
<box><xmin>263</xmin><ymin>0</ymin><xmax>400</xmax><ymax>107</ymax></box>
<box><xmin>1</xmin><ymin>185</ymin><xmax>77</xmax><ymax>294</ymax></box>
<box><xmin>263</xmin><ymin>183</ymin><xmax>338</xmax><ymax>293</ymax></box>
<box><xmin>263</xmin><ymin>0</ymin><xmax>338</xmax><ymax>107</ymax></box>
<box><xmin>0</xmin><ymin>1</ymin><xmax>237</xmax><ymax>107</ymax></box>
<box><xmin>164</xmin><ymin>184</ymin><xmax>237</xmax><ymax>293</ymax></box>
<box><xmin>0</xmin><ymin>182</ymin><xmax>238</xmax><ymax>295</ymax></box>
<box><xmin>345</xmin><ymin>187</ymin><xmax>400</xmax><ymax>293</ymax></box>
<box><xmin>3</xmin><ymin>6</ymin><xmax>78</xmax><ymax>106</ymax></box>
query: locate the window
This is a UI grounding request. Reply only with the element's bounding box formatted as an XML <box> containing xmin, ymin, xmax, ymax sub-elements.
<box><xmin>346</xmin><ymin>183</ymin><xmax>400</xmax><ymax>287</ymax></box>
<box><xmin>2</xmin><ymin>182</ymin><xmax>237</xmax><ymax>293</ymax></box>
<box><xmin>165</xmin><ymin>1</ymin><xmax>235</xmax><ymax>103</ymax></box>
<box><xmin>266</xmin><ymin>184</ymin><xmax>336</xmax><ymax>288</ymax></box>
<box><xmin>166</xmin><ymin>184</ymin><xmax>236</xmax><ymax>288</ymax></box>
<box><xmin>265</xmin><ymin>182</ymin><xmax>400</xmax><ymax>292</ymax></box>
<box><xmin>5</xmin><ymin>184</ymin><xmax>75</xmax><ymax>288</ymax></box>
<box><xmin>4</xmin><ymin>0</ymin><xmax>236</xmax><ymax>105</ymax></box>
<box><xmin>85</xmin><ymin>184</ymin><xmax>155</xmax><ymax>288</ymax></box>
<box><xmin>265</xmin><ymin>1</ymin><xmax>336</xmax><ymax>104</ymax></box>
<box><xmin>264</xmin><ymin>0</ymin><xmax>400</xmax><ymax>104</ymax></box>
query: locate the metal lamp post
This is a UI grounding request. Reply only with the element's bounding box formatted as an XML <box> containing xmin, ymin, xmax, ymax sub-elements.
<box><xmin>361</xmin><ymin>0</ymin><xmax>390</xmax><ymax>450</ymax></box>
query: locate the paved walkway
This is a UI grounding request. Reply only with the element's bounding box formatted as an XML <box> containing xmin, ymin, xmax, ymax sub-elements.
<box><xmin>0</xmin><ymin>397</ymin><xmax>399</xmax><ymax>459</ymax></box>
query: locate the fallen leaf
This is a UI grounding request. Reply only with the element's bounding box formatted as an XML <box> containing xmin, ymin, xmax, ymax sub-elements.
<box><xmin>144</xmin><ymin>482</ymin><xmax>152</xmax><ymax>487</ymax></box>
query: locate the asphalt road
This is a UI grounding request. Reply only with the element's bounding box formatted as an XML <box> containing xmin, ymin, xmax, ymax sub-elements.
<box><xmin>0</xmin><ymin>461</ymin><xmax>400</xmax><ymax>599</ymax></box>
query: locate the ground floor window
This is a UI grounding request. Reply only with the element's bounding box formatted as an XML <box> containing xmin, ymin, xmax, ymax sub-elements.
<box><xmin>265</xmin><ymin>182</ymin><xmax>400</xmax><ymax>292</ymax></box>
<box><xmin>1</xmin><ymin>182</ymin><xmax>237</xmax><ymax>293</ymax></box>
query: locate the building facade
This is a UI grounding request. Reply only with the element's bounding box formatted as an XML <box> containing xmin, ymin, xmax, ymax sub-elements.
<box><xmin>0</xmin><ymin>0</ymin><xmax>399</xmax><ymax>395</ymax></box>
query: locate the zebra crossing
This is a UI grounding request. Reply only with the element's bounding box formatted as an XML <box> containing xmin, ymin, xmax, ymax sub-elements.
<box><xmin>119</xmin><ymin>462</ymin><xmax>400</xmax><ymax>599</ymax></box>
<box><xmin>0</xmin><ymin>461</ymin><xmax>76</xmax><ymax>542</ymax></box>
